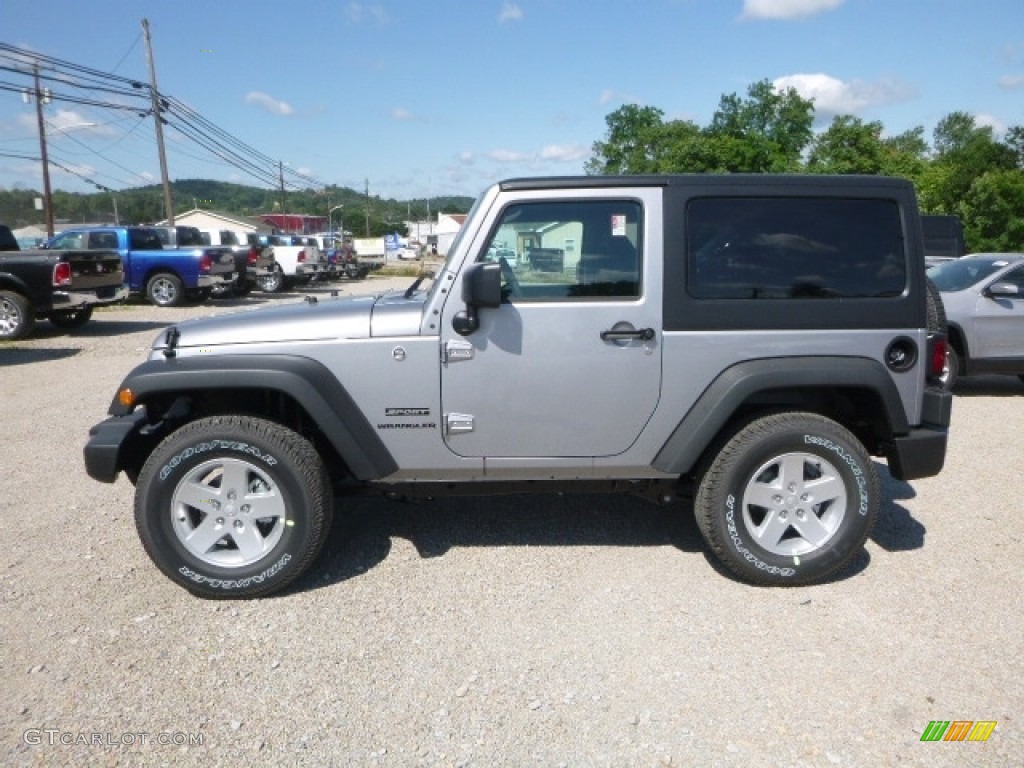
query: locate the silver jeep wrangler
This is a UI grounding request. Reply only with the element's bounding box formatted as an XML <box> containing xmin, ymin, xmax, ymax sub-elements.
<box><xmin>84</xmin><ymin>175</ymin><xmax>952</xmax><ymax>598</ymax></box>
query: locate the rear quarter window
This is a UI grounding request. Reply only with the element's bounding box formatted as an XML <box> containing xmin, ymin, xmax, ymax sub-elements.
<box><xmin>687</xmin><ymin>198</ymin><xmax>906</xmax><ymax>300</ymax></box>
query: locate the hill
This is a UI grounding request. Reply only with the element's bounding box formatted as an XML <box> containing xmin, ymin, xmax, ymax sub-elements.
<box><xmin>0</xmin><ymin>179</ymin><xmax>474</xmax><ymax>237</ymax></box>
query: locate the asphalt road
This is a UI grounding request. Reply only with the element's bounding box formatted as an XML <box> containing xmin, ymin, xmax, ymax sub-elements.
<box><xmin>1</xmin><ymin>276</ymin><xmax>1021</xmax><ymax>767</ymax></box>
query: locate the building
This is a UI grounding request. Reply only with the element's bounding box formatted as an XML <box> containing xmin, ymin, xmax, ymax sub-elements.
<box><xmin>159</xmin><ymin>208</ymin><xmax>272</xmax><ymax>235</ymax></box>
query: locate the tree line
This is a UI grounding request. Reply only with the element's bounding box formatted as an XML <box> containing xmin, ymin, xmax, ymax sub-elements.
<box><xmin>0</xmin><ymin>178</ymin><xmax>474</xmax><ymax>238</ymax></box>
<box><xmin>586</xmin><ymin>80</ymin><xmax>1024</xmax><ymax>252</ymax></box>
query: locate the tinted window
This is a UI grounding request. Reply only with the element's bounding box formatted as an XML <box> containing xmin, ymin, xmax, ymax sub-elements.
<box><xmin>478</xmin><ymin>200</ymin><xmax>643</xmax><ymax>301</ymax></box>
<box><xmin>129</xmin><ymin>228</ymin><xmax>163</xmax><ymax>250</ymax></box>
<box><xmin>87</xmin><ymin>232</ymin><xmax>119</xmax><ymax>250</ymax></box>
<box><xmin>687</xmin><ymin>198</ymin><xmax>906</xmax><ymax>299</ymax></box>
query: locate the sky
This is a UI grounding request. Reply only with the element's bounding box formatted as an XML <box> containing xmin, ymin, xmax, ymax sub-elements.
<box><xmin>1</xmin><ymin>0</ymin><xmax>1022</xmax><ymax>204</ymax></box>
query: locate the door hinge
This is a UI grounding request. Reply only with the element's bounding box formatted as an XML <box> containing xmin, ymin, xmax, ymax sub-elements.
<box><xmin>443</xmin><ymin>339</ymin><xmax>475</xmax><ymax>363</ymax></box>
<box><xmin>446</xmin><ymin>413</ymin><xmax>475</xmax><ymax>434</ymax></box>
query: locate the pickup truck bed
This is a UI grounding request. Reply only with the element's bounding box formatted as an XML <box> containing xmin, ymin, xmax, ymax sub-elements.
<box><xmin>0</xmin><ymin>232</ymin><xmax>128</xmax><ymax>340</ymax></box>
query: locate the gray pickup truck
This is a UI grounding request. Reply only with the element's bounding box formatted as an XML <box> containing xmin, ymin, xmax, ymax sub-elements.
<box><xmin>1</xmin><ymin>224</ymin><xmax>127</xmax><ymax>340</ymax></box>
<box><xmin>84</xmin><ymin>175</ymin><xmax>952</xmax><ymax>598</ymax></box>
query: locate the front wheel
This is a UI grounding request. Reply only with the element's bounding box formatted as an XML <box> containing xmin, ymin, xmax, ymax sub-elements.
<box><xmin>48</xmin><ymin>305</ymin><xmax>94</xmax><ymax>329</ymax></box>
<box><xmin>134</xmin><ymin>416</ymin><xmax>334</xmax><ymax>599</ymax></box>
<box><xmin>695</xmin><ymin>412</ymin><xmax>878</xmax><ymax>586</ymax></box>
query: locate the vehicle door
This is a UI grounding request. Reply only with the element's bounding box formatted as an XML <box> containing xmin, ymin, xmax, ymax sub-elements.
<box><xmin>439</xmin><ymin>190</ymin><xmax>663</xmax><ymax>458</ymax></box>
<box><xmin>974</xmin><ymin>263</ymin><xmax>1024</xmax><ymax>359</ymax></box>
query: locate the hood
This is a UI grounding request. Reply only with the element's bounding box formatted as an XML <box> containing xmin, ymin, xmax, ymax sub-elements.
<box><xmin>151</xmin><ymin>290</ymin><xmax>431</xmax><ymax>354</ymax></box>
<box><xmin>152</xmin><ymin>294</ymin><xmax>380</xmax><ymax>352</ymax></box>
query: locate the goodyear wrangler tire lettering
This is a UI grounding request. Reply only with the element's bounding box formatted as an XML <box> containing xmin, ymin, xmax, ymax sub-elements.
<box><xmin>135</xmin><ymin>416</ymin><xmax>332</xmax><ymax>599</ymax></box>
<box><xmin>695</xmin><ymin>412</ymin><xmax>879</xmax><ymax>586</ymax></box>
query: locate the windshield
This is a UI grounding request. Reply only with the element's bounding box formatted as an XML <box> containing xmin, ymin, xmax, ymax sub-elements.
<box><xmin>425</xmin><ymin>188</ymin><xmax>489</xmax><ymax>304</ymax></box>
<box><xmin>928</xmin><ymin>257</ymin><xmax>1013</xmax><ymax>292</ymax></box>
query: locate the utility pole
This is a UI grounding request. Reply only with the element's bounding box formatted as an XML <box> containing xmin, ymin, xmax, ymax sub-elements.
<box><xmin>31</xmin><ymin>64</ymin><xmax>55</xmax><ymax>237</ymax></box>
<box><xmin>279</xmin><ymin>161</ymin><xmax>287</xmax><ymax>232</ymax></box>
<box><xmin>142</xmin><ymin>18</ymin><xmax>174</xmax><ymax>224</ymax></box>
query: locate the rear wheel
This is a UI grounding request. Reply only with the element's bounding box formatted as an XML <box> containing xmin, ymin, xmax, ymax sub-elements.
<box><xmin>0</xmin><ymin>290</ymin><xmax>34</xmax><ymax>340</ymax></box>
<box><xmin>134</xmin><ymin>416</ymin><xmax>333</xmax><ymax>599</ymax></box>
<box><xmin>257</xmin><ymin>266</ymin><xmax>284</xmax><ymax>294</ymax></box>
<box><xmin>695</xmin><ymin>412</ymin><xmax>878</xmax><ymax>586</ymax></box>
<box><xmin>147</xmin><ymin>272</ymin><xmax>184</xmax><ymax>307</ymax></box>
<box><xmin>49</xmin><ymin>305</ymin><xmax>94</xmax><ymax>329</ymax></box>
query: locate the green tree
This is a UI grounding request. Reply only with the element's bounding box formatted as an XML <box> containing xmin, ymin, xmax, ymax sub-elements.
<box><xmin>586</xmin><ymin>104</ymin><xmax>667</xmax><ymax>174</ymax></box>
<box><xmin>928</xmin><ymin>112</ymin><xmax>1017</xmax><ymax>214</ymax></box>
<box><xmin>707</xmin><ymin>80</ymin><xmax>814</xmax><ymax>172</ymax></box>
<box><xmin>807</xmin><ymin>116</ymin><xmax>887</xmax><ymax>174</ymax></box>
<box><xmin>960</xmin><ymin>169</ymin><xmax>1024</xmax><ymax>251</ymax></box>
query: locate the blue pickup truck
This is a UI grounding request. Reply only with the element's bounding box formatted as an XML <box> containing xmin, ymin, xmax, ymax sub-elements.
<box><xmin>46</xmin><ymin>226</ymin><xmax>235</xmax><ymax>307</ymax></box>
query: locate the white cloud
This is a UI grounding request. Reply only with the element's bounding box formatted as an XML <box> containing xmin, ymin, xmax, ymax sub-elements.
<box><xmin>741</xmin><ymin>0</ymin><xmax>843</xmax><ymax>21</ymax></box>
<box><xmin>998</xmin><ymin>74</ymin><xmax>1024</xmax><ymax>90</ymax></box>
<box><xmin>598</xmin><ymin>89</ymin><xmax>618</xmax><ymax>105</ymax></box>
<box><xmin>391</xmin><ymin>107</ymin><xmax>413</xmax><ymax>121</ymax></box>
<box><xmin>244</xmin><ymin>91</ymin><xmax>294</xmax><ymax>116</ymax></box>
<box><xmin>347</xmin><ymin>2</ymin><xmax>388</xmax><ymax>24</ymax></box>
<box><xmin>488</xmin><ymin>149</ymin><xmax>529</xmax><ymax>163</ymax></box>
<box><xmin>498</xmin><ymin>2</ymin><xmax>523</xmax><ymax>23</ymax></box>
<box><xmin>976</xmin><ymin>113</ymin><xmax>1008</xmax><ymax>136</ymax></box>
<box><xmin>540</xmin><ymin>144</ymin><xmax>588</xmax><ymax>162</ymax></box>
<box><xmin>773</xmin><ymin>73</ymin><xmax>914</xmax><ymax>117</ymax></box>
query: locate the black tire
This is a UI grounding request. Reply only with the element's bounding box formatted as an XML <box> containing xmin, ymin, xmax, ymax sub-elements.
<box><xmin>695</xmin><ymin>412</ymin><xmax>879</xmax><ymax>586</ymax></box>
<box><xmin>134</xmin><ymin>416</ymin><xmax>333</xmax><ymax>599</ymax></box>
<box><xmin>233</xmin><ymin>281</ymin><xmax>253</xmax><ymax>297</ymax></box>
<box><xmin>146</xmin><ymin>272</ymin><xmax>184</xmax><ymax>307</ymax></box>
<box><xmin>0</xmin><ymin>290</ymin><xmax>35</xmax><ymax>340</ymax></box>
<box><xmin>942</xmin><ymin>345</ymin><xmax>960</xmax><ymax>391</ymax></box>
<box><xmin>257</xmin><ymin>267</ymin><xmax>284</xmax><ymax>294</ymax></box>
<box><xmin>345</xmin><ymin>265</ymin><xmax>361</xmax><ymax>279</ymax></box>
<box><xmin>48</xmin><ymin>305</ymin><xmax>94</xmax><ymax>329</ymax></box>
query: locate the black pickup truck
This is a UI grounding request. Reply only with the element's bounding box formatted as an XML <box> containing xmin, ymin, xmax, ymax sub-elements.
<box><xmin>0</xmin><ymin>224</ymin><xmax>128</xmax><ymax>340</ymax></box>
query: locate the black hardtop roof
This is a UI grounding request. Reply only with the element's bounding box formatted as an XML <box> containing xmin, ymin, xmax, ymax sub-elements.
<box><xmin>499</xmin><ymin>174</ymin><xmax>915</xmax><ymax>193</ymax></box>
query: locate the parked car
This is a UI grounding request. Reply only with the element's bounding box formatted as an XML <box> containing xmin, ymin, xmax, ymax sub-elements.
<box><xmin>928</xmin><ymin>253</ymin><xmax>1024</xmax><ymax>389</ymax></box>
<box><xmin>46</xmin><ymin>226</ymin><xmax>234</xmax><ymax>307</ymax></box>
<box><xmin>84</xmin><ymin>174</ymin><xmax>950</xmax><ymax>598</ymax></box>
<box><xmin>200</xmin><ymin>229</ymin><xmax>276</xmax><ymax>296</ymax></box>
<box><xmin>251</xmin><ymin>234</ymin><xmax>327</xmax><ymax>292</ymax></box>
<box><xmin>0</xmin><ymin>223</ymin><xmax>127</xmax><ymax>340</ymax></box>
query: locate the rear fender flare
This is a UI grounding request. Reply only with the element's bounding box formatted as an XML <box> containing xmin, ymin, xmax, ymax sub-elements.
<box><xmin>653</xmin><ymin>356</ymin><xmax>910</xmax><ymax>475</ymax></box>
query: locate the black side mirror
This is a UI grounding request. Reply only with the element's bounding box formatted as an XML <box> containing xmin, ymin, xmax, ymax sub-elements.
<box><xmin>453</xmin><ymin>262</ymin><xmax>502</xmax><ymax>336</ymax></box>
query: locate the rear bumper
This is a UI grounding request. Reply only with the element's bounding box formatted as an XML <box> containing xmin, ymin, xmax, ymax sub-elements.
<box><xmin>83</xmin><ymin>410</ymin><xmax>149</xmax><ymax>483</ymax></box>
<box><xmin>197</xmin><ymin>272</ymin><xmax>234</xmax><ymax>288</ymax></box>
<box><xmin>52</xmin><ymin>284</ymin><xmax>129</xmax><ymax>310</ymax></box>
<box><xmin>886</xmin><ymin>388</ymin><xmax>952</xmax><ymax>481</ymax></box>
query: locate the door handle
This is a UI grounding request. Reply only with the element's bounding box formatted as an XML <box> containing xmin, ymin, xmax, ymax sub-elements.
<box><xmin>600</xmin><ymin>327</ymin><xmax>655</xmax><ymax>341</ymax></box>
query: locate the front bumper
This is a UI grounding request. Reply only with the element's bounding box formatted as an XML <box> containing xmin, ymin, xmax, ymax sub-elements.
<box><xmin>83</xmin><ymin>409</ymin><xmax>150</xmax><ymax>483</ymax></box>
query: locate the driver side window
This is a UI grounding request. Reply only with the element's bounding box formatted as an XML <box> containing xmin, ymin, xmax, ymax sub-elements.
<box><xmin>478</xmin><ymin>200</ymin><xmax>642</xmax><ymax>301</ymax></box>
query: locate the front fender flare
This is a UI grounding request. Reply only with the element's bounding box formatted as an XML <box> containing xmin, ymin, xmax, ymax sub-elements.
<box><xmin>108</xmin><ymin>354</ymin><xmax>397</xmax><ymax>480</ymax></box>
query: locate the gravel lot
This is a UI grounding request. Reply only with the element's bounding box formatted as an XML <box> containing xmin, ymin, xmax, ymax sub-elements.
<box><xmin>2</xmin><ymin>275</ymin><xmax>1021</xmax><ymax>767</ymax></box>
